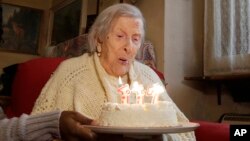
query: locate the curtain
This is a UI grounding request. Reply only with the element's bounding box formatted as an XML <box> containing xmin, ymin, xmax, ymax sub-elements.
<box><xmin>204</xmin><ymin>0</ymin><xmax>250</xmax><ymax>76</ymax></box>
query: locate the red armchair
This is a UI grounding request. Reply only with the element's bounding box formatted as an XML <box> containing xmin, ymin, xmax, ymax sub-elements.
<box><xmin>2</xmin><ymin>57</ymin><xmax>229</xmax><ymax>141</ymax></box>
<box><xmin>3</xmin><ymin>57</ymin><xmax>65</xmax><ymax>117</ymax></box>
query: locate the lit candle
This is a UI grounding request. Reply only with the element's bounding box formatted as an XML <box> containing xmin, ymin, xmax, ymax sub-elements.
<box><xmin>131</xmin><ymin>81</ymin><xmax>144</xmax><ymax>104</ymax></box>
<box><xmin>148</xmin><ymin>83</ymin><xmax>164</xmax><ymax>104</ymax></box>
<box><xmin>117</xmin><ymin>76</ymin><xmax>130</xmax><ymax>104</ymax></box>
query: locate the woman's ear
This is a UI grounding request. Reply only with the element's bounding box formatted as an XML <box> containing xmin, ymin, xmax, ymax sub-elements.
<box><xmin>97</xmin><ymin>43</ymin><xmax>102</xmax><ymax>51</ymax></box>
<box><xmin>96</xmin><ymin>42</ymin><xmax>102</xmax><ymax>57</ymax></box>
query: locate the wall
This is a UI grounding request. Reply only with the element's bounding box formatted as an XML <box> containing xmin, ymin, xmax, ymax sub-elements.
<box><xmin>164</xmin><ymin>0</ymin><xmax>204</xmax><ymax>120</ymax></box>
<box><xmin>135</xmin><ymin>0</ymin><xmax>164</xmax><ymax>72</ymax></box>
<box><xmin>164</xmin><ymin>0</ymin><xmax>250</xmax><ymax>121</ymax></box>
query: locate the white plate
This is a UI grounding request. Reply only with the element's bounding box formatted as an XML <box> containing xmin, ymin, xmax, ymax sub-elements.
<box><xmin>84</xmin><ymin>122</ymin><xmax>199</xmax><ymax>135</ymax></box>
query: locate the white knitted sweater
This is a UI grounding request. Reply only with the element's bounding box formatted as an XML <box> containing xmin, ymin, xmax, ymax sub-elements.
<box><xmin>32</xmin><ymin>53</ymin><xmax>196</xmax><ymax>141</ymax></box>
<box><xmin>0</xmin><ymin>107</ymin><xmax>60</xmax><ymax>141</ymax></box>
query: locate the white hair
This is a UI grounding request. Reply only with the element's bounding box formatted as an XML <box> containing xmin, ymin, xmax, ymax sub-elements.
<box><xmin>88</xmin><ymin>3</ymin><xmax>145</xmax><ymax>53</ymax></box>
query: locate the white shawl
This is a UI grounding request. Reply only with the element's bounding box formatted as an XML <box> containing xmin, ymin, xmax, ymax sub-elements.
<box><xmin>32</xmin><ymin>53</ymin><xmax>195</xmax><ymax>141</ymax></box>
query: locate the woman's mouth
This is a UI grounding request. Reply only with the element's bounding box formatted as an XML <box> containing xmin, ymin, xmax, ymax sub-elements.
<box><xmin>119</xmin><ymin>58</ymin><xmax>129</xmax><ymax>65</ymax></box>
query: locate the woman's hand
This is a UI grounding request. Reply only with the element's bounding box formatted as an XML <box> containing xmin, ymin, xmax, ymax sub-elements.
<box><xmin>59</xmin><ymin>111</ymin><xmax>97</xmax><ymax>141</ymax></box>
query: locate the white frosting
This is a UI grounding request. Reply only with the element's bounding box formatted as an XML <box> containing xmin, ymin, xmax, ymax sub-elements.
<box><xmin>95</xmin><ymin>101</ymin><xmax>178</xmax><ymax>127</ymax></box>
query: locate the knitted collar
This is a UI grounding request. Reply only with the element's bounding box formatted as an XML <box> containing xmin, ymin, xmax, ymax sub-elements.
<box><xmin>93</xmin><ymin>53</ymin><xmax>138</xmax><ymax>103</ymax></box>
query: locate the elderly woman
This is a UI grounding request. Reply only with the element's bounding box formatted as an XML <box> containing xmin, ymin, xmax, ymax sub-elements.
<box><xmin>32</xmin><ymin>3</ymin><xmax>195</xmax><ymax>141</ymax></box>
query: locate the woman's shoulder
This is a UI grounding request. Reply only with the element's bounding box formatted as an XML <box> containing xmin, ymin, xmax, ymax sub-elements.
<box><xmin>61</xmin><ymin>53</ymin><xmax>91</xmax><ymax>65</ymax></box>
<box><xmin>134</xmin><ymin>60</ymin><xmax>156</xmax><ymax>74</ymax></box>
<box><xmin>53</xmin><ymin>53</ymin><xmax>93</xmax><ymax>74</ymax></box>
<box><xmin>133</xmin><ymin>60</ymin><xmax>163</xmax><ymax>83</ymax></box>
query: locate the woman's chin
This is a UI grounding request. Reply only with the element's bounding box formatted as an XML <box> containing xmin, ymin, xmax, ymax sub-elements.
<box><xmin>114</xmin><ymin>70</ymin><xmax>128</xmax><ymax>77</ymax></box>
<box><xmin>110</xmin><ymin>66</ymin><xmax>130</xmax><ymax>77</ymax></box>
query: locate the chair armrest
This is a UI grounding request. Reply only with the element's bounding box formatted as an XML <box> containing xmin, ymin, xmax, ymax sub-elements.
<box><xmin>193</xmin><ymin>120</ymin><xmax>229</xmax><ymax>141</ymax></box>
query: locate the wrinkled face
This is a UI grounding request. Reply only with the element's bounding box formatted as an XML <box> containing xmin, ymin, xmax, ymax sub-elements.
<box><xmin>99</xmin><ymin>16</ymin><xmax>143</xmax><ymax>77</ymax></box>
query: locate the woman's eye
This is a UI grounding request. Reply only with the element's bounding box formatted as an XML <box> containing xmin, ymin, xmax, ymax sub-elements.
<box><xmin>133</xmin><ymin>38</ymin><xmax>139</xmax><ymax>41</ymax></box>
<box><xmin>133</xmin><ymin>37</ymin><xmax>140</xmax><ymax>42</ymax></box>
<box><xmin>117</xmin><ymin>35</ymin><xmax>124</xmax><ymax>38</ymax></box>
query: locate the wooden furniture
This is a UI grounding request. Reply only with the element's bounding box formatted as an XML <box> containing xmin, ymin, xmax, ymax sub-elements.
<box><xmin>184</xmin><ymin>74</ymin><xmax>250</xmax><ymax>105</ymax></box>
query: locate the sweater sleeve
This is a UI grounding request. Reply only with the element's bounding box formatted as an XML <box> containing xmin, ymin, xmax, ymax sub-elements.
<box><xmin>0</xmin><ymin>110</ymin><xmax>61</xmax><ymax>141</ymax></box>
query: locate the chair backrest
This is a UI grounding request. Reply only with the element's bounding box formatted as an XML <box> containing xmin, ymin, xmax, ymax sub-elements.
<box><xmin>47</xmin><ymin>34</ymin><xmax>157</xmax><ymax>68</ymax></box>
<box><xmin>4</xmin><ymin>57</ymin><xmax>65</xmax><ymax>117</ymax></box>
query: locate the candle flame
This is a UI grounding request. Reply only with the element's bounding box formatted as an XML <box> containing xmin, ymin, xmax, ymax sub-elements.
<box><xmin>131</xmin><ymin>81</ymin><xmax>143</xmax><ymax>92</ymax></box>
<box><xmin>152</xmin><ymin>83</ymin><xmax>164</xmax><ymax>95</ymax></box>
<box><xmin>118</xmin><ymin>76</ymin><xmax>123</xmax><ymax>86</ymax></box>
<box><xmin>150</xmin><ymin>83</ymin><xmax>164</xmax><ymax>104</ymax></box>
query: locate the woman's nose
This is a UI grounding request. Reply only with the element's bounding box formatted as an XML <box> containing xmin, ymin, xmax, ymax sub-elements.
<box><xmin>123</xmin><ymin>39</ymin><xmax>133</xmax><ymax>53</ymax></box>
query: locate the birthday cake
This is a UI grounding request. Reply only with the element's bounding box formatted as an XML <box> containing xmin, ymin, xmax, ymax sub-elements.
<box><xmin>94</xmin><ymin>101</ymin><xmax>178</xmax><ymax>127</ymax></box>
<box><xmin>93</xmin><ymin>78</ymin><xmax>178</xmax><ymax>127</ymax></box>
